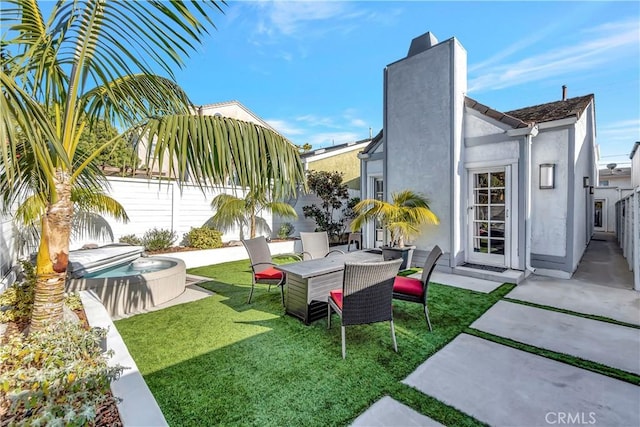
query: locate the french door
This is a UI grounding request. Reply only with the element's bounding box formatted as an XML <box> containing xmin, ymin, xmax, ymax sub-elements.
<box><xmin>468</xmin><ymin>167</ymin><xmax>510</xmax><ymax>267</ymax></box>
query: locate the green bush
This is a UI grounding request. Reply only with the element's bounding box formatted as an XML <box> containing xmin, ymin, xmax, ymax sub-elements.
<box><xmin>119</xmin><ymin>234</ymin><xmax>142</xmax><ymax>246</ymax></box>
<box><xmin>0</xmin><ymin>322</ymin><xmax>124</xmax><ymax>426</ymax></box>
<box><xmin>184</xmin><ymin>227</ymin><xmax>223</xmax><ymax>249</ymax></box>
<box><xmin>141</xmin><ymin>228</ymin><xmax>177</xmax><ymax>251</ymax></box>
<box><xmin>277</xmin><ymin>222</ymin><xmax>295</xmax><ymax>239</ymax></box>
<box><xmin>0</xmin><ymin>261</ymin><xmax>35</xmax><ymax>323</ymax></box>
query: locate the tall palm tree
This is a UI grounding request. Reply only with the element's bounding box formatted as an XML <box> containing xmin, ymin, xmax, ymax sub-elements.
<box><xmin>207</xmin><ymin>191</ymin><xmax>298</xmax><ymax>239</ymax></box>
<box><xmin>351</xmin><ymin>190</ymin><xmax>439</xmax><ymax>248</ymax></box>
<box><xmin>1</xmin><ymin>0</ymin><xmax>305</xmax><ymax>332</ymax></box>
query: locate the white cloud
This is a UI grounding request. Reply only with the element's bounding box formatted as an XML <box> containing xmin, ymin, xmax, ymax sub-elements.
<box><xmin>265</xmin><ymin>119</ymin><xmax>305</xmax><ymax>136</ymax></box>
<box><xmin>296</xmin><ymin>114</ymin><xmax>338</xmax><ymax>128</ymax></box>
<box><xmin>306</xmin><ymin>132</ymin><xmax>362</xmax><ymax>148</ymax></box>
<box><xmin>469</xmin><ymin>19</ymin><xmax>640</xmax><ymax>93</ymax></box>
<box><xmin>598</xmin><ymin>118</ymin><xmax>640</xmax><ymax>144</ymax></box>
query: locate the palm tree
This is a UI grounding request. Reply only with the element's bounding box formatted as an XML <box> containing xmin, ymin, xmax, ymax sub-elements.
<box><xmin>1</xmin><ymin>0</ymin><xmax>305</xmax><ymax>332</ymax></box>
<box><xmin>350</xmin><ymin>190</ymin><xmax>439</xmax><ymax>248</ymax></box>
<box><xmin>207</xmin><ymin>191</ymin><xmax>298</xmax><ymax>240</ymax></box>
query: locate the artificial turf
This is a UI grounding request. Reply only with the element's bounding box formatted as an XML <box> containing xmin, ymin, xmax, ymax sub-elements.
<box><xmin>115</xmin><ymin>257</ymin><xmax>513</xmax><ymax>426</ymax></box>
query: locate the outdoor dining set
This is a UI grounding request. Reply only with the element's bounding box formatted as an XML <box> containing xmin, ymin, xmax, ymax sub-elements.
<box><xmin>242</xmin><ymin>232</ymin><xmax>443</xmax><ymax>359</ymax></box>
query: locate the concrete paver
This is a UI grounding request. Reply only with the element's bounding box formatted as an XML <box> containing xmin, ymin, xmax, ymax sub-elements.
<box><xmin>507</xmin><ymin>276</ymin><xmax>640</xmax><ymax>326</ymax></box>
<box><xmin>350</xmin><ymin>396</ymin><xmax>444</xmax><ymax>427</ymax></box>
<box><xmin>471</xmin><ymin>300</ymin><xmax>640</xmax><ymax>375</ymax></box>
<box><xmin>428</xmin><ymin>271</ymin><xmax>503</xmax><ymax>293</ymax></box>
<box><xmin>403</xmin><ymin>334</ymin><xmax>640</xmax><ymax>427</ymax></box>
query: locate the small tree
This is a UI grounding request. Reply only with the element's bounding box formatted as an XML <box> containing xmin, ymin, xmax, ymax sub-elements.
<box><xmin>207</xmin><ymin>191</ymin><xmax>297</xmax><ymax>239</ymax></box>
<box><xmin>302</xmin><ymin>170</ymin><xmax>350</xmax><ymax>242</ymax></box>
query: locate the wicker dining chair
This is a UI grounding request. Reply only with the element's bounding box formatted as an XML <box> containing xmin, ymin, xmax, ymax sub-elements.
<box><xmin>242</xmin><ymin>236</ymin><xmax>287</xmax><ymax>304</ymax></box>
<box><xmin>392</xmin><ymin>245</ymin><xmax>443</xmax><ymax>331</ymax></box>
<box><xmin>300</xmin><ymin>231</ymin><xmax>345</xmax><ymax>261</ymax></box>
<box><xmin>327</xmin><ymin>258</ymin><xmax>403</xmax><ymax>359</ymax></box>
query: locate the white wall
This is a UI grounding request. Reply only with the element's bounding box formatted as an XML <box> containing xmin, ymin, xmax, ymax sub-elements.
<box><xmin>594</xmin><ymin>187</ymin><xmax>635</xmax><ymax>232</ymax></box>
<box><xmin>384</xmin><ymin>37</ymin><xmax>467</xmax><ymax>258</ymax></box>
<box><xmin>530</xmin><ymin>128</ymin><xmax>569</xmax><ymax>257</ymax></box>
<box><xmin>70</xmin><ymin>177</ymin><xmax>254</xmax><ymax>249</ymax></box>
<box><xmin>631</xmin><ymin>147</ymin><xmax>640</xmax><ymax>188</ymax></box>
<box><xmin>0</xmin><ymin>214</ymin><xmax>17</xmax><ymax>292</ymax></box>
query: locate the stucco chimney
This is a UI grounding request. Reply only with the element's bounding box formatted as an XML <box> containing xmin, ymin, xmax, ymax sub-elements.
<box><xmin>562</xmin><ymin>85</ymin><xmax>567</xmax><ymax>101</ymax></box>
<box><xmin>407</xmin><ymin>32</ymin><xmax>439</xmax><ymax>57</ymax></box>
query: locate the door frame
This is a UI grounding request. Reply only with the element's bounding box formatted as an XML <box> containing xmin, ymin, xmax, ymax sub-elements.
<box><xmin>594</xmin><ymin>198</ymin><xmax>607</xmax><ymax>232</ymax></box>
<box><xmin>465</xmin><ymin>162</ymin><xmax>519</xmax><ymax>269</ymax></box>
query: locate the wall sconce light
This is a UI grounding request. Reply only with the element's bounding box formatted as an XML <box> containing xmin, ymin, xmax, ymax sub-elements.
<box><xmin>539</xmin><ymin>164</ymin><xmax>555</xmax><ymax>189</ymax></box>
<box><xmin>583</xmin><ymin>176</ymin><xmax>590</xmax><ymax>188</ymax></box>
<box><xmin>589</xmin><ymin>186</ymin><xmax>594</xmax><ymax>195</ymax></box>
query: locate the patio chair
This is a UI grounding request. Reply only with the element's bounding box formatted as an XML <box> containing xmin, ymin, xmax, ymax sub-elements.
<box><xmin>300</xmin><ymin>231</ymin><xmax>345</xmax><ymax>261</ymax></box>
<box><xmin>327</xmin><ymin>258</ymin><xmax>403</xmax><ymax>359</ymax></box>
<box><xmin>242</xmin><ymin>236</ymin><xmax>287</xmax><ymax>304</ymax></box>
<box><xmin>346</xmin><ymin>232</ymin><xmax>362</xmax><ymax>252</ymax></box>
<box><xmin>392</xmin><ymin>245</ymin><xmax>442</xmax><ymax>331</ymax></box>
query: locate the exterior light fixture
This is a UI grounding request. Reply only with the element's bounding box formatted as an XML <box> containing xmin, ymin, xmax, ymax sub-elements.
<box><xmin>539</xmin><ymin>164</ymin><xmax>555</xmax><ymax>189</ymax></box>
<box><xmin>590</xmin><ymin>186</ymin><xmax>594</xmax><ymax>195</ymax></box>
<box><xmin>583</xmin><ymin>176</ymin><xmax>590</xmax><ymax>188</ymax></box>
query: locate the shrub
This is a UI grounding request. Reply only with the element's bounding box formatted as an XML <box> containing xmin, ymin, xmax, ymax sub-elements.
<box><xmin>119</xmin><ymin>234</ymin><xmax>142</xmax><ymax>246</ymax></box>
<box><xmin>0</xmin><ymin>322</ymin><xmax>124</xmax><ymax>426</ymax></box>
<box><xmin>277</xmin><ymin>222</ymin><xmax>295</xmax><ymax>239</ymax></box>
<box><xmin>0</xmin><ymin>261</ymin><xmax>35</xmax><ymax>323</ymax></box>
<box><xmin>184</xmin><ymin>227</ymin><xmax>223</xmax><ymax>249</ymax></box>
<box><xmin>141</xmin><ymin>228</ymin><xmax>177</xmax><ymax>251</ymax></box>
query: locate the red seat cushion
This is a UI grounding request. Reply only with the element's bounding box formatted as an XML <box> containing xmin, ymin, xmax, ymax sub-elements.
<box><xmin>329</xmin><ymin>289</ymin><xmax>343</xmax><ymax>309</ymax></box>
<box><xmin>393</xmin><ymin>276</ymin><xmax>424</xmax><ymax>297</ymax></box>
<box><xmin>255</xmin><ymin>266</ymin><xmax>283</xmax><ymax>280</ymax></box>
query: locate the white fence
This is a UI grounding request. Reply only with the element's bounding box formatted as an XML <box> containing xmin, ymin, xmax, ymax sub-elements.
<box><xmin>615</xmin><ymin>187</ymin><xmax>640</xmax><ymax>291</ymax></box>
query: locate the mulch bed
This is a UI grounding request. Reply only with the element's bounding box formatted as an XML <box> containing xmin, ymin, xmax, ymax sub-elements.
<box><xmin>0</xmin><ymin>307</ymin><xmax>123</xmax><ymax>426</ymax></box>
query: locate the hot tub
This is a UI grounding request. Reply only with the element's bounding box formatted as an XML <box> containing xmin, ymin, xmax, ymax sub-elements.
<box><xmin>66</xmin><ymin>246</ymin><xmax>186</xmax><ymax>318</ymax></box>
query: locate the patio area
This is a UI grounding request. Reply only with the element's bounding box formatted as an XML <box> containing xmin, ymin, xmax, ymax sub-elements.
<box><xmin>90</xmin><ymin>241</ymin><xmax>639</xmax><ymax>426</ymax></box>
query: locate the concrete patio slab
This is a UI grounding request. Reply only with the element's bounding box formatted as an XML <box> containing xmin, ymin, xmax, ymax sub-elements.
<box><xmin>350</xmin><ymin>396</ymin><xmax>444</xmax><ymax>427</ymax></box>
<box><xmin>471</xmin><ymin>300</ymin><xmax>640</xmax><ymax>375</ymax></box>
<box><xmin>429</xmin><ymin>271</ymin><xmax>503</xmax><ymax>293</ymax></box>
<box><xmin>507</xmin><ymin>276</ymin><xmax>640</xmax><ymax>326</ymax></box>
<box><xmin>403</xmin><ymin>334</ymin><xmax>640</xmax><ymax>427</ymax></box>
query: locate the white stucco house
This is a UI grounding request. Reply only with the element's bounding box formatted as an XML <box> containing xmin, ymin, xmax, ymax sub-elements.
<box><xmin>359</xmin><ymin>32</ymin><xmax>599</xmax><ymax>280</ymax></box>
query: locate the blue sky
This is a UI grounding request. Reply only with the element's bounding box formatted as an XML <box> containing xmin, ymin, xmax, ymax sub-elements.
<box><xmin>173</xmin><ymin>1</ymin><xmax>639</xmax><ymax>168</ymax></box>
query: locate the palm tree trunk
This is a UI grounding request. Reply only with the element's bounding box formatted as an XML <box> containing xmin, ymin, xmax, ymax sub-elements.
<box><xmin>30</xmin><ymin>170</ymin><xmax>73</xmax><ymax>332</ymax></box>
<box><xmin>250</xmin><ymin>213</ymin><xmax>256</xmax><ymax>239</ymax></box>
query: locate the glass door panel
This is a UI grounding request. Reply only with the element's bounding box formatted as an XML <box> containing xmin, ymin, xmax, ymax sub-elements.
<box><xmin>469</xmin><ymin>168</ymin><xmax>507</xmax><ymax>266</ymax></box>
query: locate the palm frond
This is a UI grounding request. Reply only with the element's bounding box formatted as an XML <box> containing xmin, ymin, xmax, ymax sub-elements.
<box><xmin>140</xmin><ymin>115</ymin><xmax>306</xmax><ymax>196</ymax></box>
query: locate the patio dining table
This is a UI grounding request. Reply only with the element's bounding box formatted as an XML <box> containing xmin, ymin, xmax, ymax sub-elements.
<box><xmin>276</xmin><ymin>249</ymin><xmax>383</xmax><ymax>324</ymax></box>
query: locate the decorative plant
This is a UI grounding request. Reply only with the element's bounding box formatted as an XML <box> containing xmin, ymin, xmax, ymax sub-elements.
<box><xmin>277</xmin><ymin>222</ymin><xmax>295</xmax><ymax>239</ymax></box>
<box><xmin>1</xmin><ymin>0</ymin><xmax>305</xmax><ymax>332</ymax></box>
<box><xmin>184</xmin><ymin>227</ymin><xmax>223</xmax><ymax>249</ymax></box>
<box><xmin>206</xmin><ymin>190</ymin><xmax>297</xmax><ymax>240</ymax></box>
<box><xmin>302</xmin><ymin>170</ymin><xmax>350</xmax><ymax>242</ymax></box>
<box><xmin>141</xmin><ymin>228</ymin><xmax>177</xmax><ymax>251</ymax></box>
<box><xmin>350</xmin><ymin>190</ymin><xmax>439</xmax><ymax>248</ymax></box>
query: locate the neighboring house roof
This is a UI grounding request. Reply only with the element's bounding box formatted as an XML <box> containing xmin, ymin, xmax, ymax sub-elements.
<box><xmin>300</xmin><ymin>137</ymin><xmax>372</xmax><ymax>160</ymax></box>
<box><xmin>506</xmin><ymin>94</ymin><xmax>594</xmax><ymax>124</ymax></box>
<box><xmin>465</xmin><ymin>97</ymin><xmax>529</xmax><ymax>129</ymax></box>
<box><xmin>630</xmin><ymin>141</ymin><xmax>640</xmax><ymax>159</ymax></box>
<box><xmin>195</xmin><ymin>100</ymin><xmax>279</xmax><ymax>134</ymax></box>
<box><xmin>599</xmin><ymin>166</ymin><xmax>631</xmax><ymax>178</ymax></box>
<box><xmin>362</xmin><ymin>129</ymin><xmax>384</xmax><ymax>154</ymax></box>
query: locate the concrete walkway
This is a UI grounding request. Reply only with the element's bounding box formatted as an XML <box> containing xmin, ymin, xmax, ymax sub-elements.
<box><xmin>403</xmin><ymin>334</ymin><xmax>640</xmax><ymax>427</ymax></box>
<box><xmin>353</xmin><ymin>234</ymin><xmax>640</xmax><ymax>426</ymax></box>
<box><xmin>506</xmin><ymin>276</ymin><xmax>640</xmax><ymax>326</ymax></box>
<box><xmin>471</xmin><ymin>300</ymin><xmax>640</xmax><ymax>375</ymax></box>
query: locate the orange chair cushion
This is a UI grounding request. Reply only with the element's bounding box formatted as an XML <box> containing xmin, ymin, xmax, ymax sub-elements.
<box><xmin>393</xmin><ymin>276</ymin><xmax>424</xmax><ymax>297</ymax></box>
<box><xmin>255</xmin><ymin>266</ymin><xmax>283</xmax><ymax>280</ymax></box>
<box><xmin>329</xmin><ymin>289</ymin><xmax>343</xmax><ymax>309</ymax></box>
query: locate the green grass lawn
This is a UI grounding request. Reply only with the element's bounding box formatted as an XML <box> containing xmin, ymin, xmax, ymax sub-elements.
<box><xmin>115</xmin><ymin>257</ymin><xmax>513</xmax><ymax>427</ymax></box>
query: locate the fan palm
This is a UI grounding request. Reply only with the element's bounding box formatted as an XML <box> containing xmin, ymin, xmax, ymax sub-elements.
<box><xmin>207</xmin><ymin>191</ymin><xmax>298</xmax><ymax>240</ymax></box>
<box><xmin>350</xmin><ymin>190</ymin><xmax>439</xmax><ymax>248</ymax></box>
<box><xmin>1</xmin><ymin>0</ymin><xmax>305</xmax><ymax>332</ymax></box>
